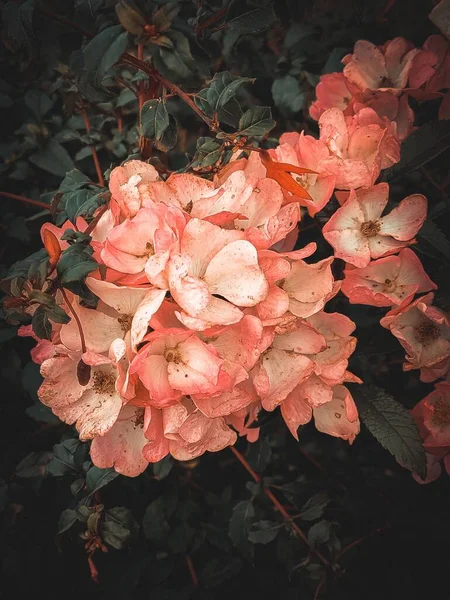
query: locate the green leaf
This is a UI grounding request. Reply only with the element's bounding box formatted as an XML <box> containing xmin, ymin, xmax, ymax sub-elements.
<box><xmin>57</xmin><ymin>243</ymin><xmax>98</xmax><ymax>284</ymax></box>
<box><xmin>246</xmin><ymin>437</ymin><xmax>272</xmax><ymax>474</ymax></box>
<box><xmin>86</xmin><ymin>466</ymin><xmax>119</xmax><ymax>496</ymax></box>
<box><xmin>153</xmin><ymin>31</ymin><xmax>195</xmax><ymax>81</ymax></box>
<box><xmin>29</xmin><ymin>139</ymin><xmax>76</xmax><ymax>177</ymax></box>
<box><xmin>47</xmin><ymin>439</ymin><xmax>81</xmax><ymax>476</ymax></box>
<box><xmin>381</xmin><ymin>120</ymin><xmax>450</xmax><ymax>181</ymax></box>
<box><xmin>272</xmin><ymin>75</ymin><xmax>306</xmax><ymax>116</ymax></box>
<box><xmin>228</xmin><ymin>500</ymin><xmax>254</xmax><ymax>560</ymax></box>
<box><xmin>31</xmin><ymin>306</ymin><xmax>52</xmax><ymax>340</ymax></box>
<box><xmin>101</xmin><ymin>507</ymin><xmax>137</xmax><ymax>549</ymax></box>
<box><xmin>238</xmin><ymin>106</ymin><xmax>275</xmax><ymax>137</ymax></box>
<box><xmin>248</xmin><ymin>520</ymin><xmax>280</xmax><ymax>544</ymax></box>
<box><xmin>58</xmin><ymin>509</ymin><xmax>78</xmax><ymax>534</ymax></box>
<box><xmin>73</xmin><ymin>26</ymin><xmax>129</xmax><ymax>102</ymax></box>
<box><xmin>141</xmin><ymin>99</ymin><xmax>177</xmax><ymax>151</ymax></box>
<box><xmin>202</xmin><ymin>557</ymin><xmax>242</xmax><ymax>588</ymax></box>
<box><xmin>143</xmin><ymin>496</ymin><xmax>171</xmax><ymax>543</ymax></box>
<box><xmin>196</xmin><ymin>72</ymin><xmax>254</xmax><ymax>123</ymax></box>
<box><xmin>25</xmin><ymin>90</ymin><xmax>53</xmax><ymax>121</ymax></box>
<box><xmin>308</xmin><ymin>520</ymin><xmax>332</xmax><ymax>549</ymax></box>
<box><xmin>224</xmin><ymin>3</ymin><xmax>276</xmax><ymax>36</ymax></box>
<box><xmin>59</xmin><ymin>169</ymin><xmax>91</xmax><ymax>193</ymax></box>
<box><xmin>417</xmin><ymin>220</ymin><xmax>450</xmax><ymax>263</ymax></box>
<box><xmin>192</xmin><ymin>137</ymin><xmax>223</xmax><ymax>169</ymax></box>
<box><xmin>2</xmin><ymin>0</ymin><xmax>34</xmax><ymax>52</ymax></box>
<box><xmin>353</xmin><ymin>384</ymin><xmax>427</xmax><ymax>478</ymax></box>
<box><xmin>300</xmin><ymin>492</ymin><xmax>330</xmax><ymax>522</ymax></box>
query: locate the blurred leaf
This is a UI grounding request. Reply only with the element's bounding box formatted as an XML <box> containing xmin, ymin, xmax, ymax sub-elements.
<box><xmin>224</xmin><ymin>2</ymin><xmax>276</xmax><ymax>36</ymax></box>
<box><xmin>116</xmin><ymin>0</ymin><xmax>146</xmax><ymax>35</ymax></box>
<box><xmin>246</xmin><ymin>436</ymin><xmax>272</xmax><ymax>473</ymax></box>
<box><xmin>248</xmin><ymin>520</ymin><xmax>280</xmax><ymax>544</ymax></box>
<box><xmin>153</xmin><ymin>455</ymin><xmax>173</xmax><ymax>480</ymax></box>
<box><xmin>202</xmin><ymin>557</ymin><xmax>242</xmax><ymax>588</ymax></box>
<box><xmin>238</xmin><ymin>106</ymin><xmax>275</xmax><ymax>137</ymax></box>
<box><xmin>228</xmin><ymin>500</ymin><xmax>254</xmax><ymax>560</ymax></box>
<box><xmin>418</xmin><ymin>220</ymin><xmax>450</xmax><ymax>263</ymax></box>
<box><xmin>300</xmin><ymin>492</ymin><xmax>330</xmax><ymax>522</ymax></box>
<box><xmin>381</xmin><ymin>120</ymin><xmax>450</xmax><ymax>181</ymax></box>
<box><xmin>29</xmin><ymin>140</ymin><xmax>76</xmax><ymax>177</ymax></box>
<box><xmin>25</xmin><ymin>90</ymin><xmax>53</xmax><ymax>121</ymax></box>
<box><xmin>58</xmin><ymin>509</ymin><xmax>78</xmax><ymax>534</ymax></box>
<box><xmin>153</xmin><ymin>31</ymin><xmax>195</xmax><ymax>81</ymax></box>
<box><xmin>2</xmin><ymin>0</ymin><xmax>34</xmax><ymax>53</ymax></box>
<box><xmin>353</xmin><ymin>384</ymin><xmax>427</xmax><ymax>479</ymax></box>
<box><xmin>86</xmin><ymin>466</ymin><xmax>119</xmax><ymax>495</ymax></box>
<box><xmin>143</xmin><ymin>496</ymin><xmax>171</xmax><ymax>543</ymax></box>
<box><xmin>308</xmin><ymin>520</ymin><xmax>331</xmax><ymax>548</ymax></box>
<box><xmin>272</xmin><ymin>75</ymin><xmax>306</xmax><ymax>116</ymax></box>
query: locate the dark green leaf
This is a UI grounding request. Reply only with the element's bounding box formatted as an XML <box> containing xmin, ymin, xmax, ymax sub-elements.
<box><xmin>143</xmin><ymin>496</ymin><xmax>171</xmax><ymax>543</ymax></box>
<box><xmin>86</xmin><ymin>466</ymin><xmax>119</xmax><ymax>495</ymax></box>
<box><xmin>32</xmin><ymin>306</ymin><xmax>52</xmax><ymax>340</ymax></box>
<box><xmin>202</xmin><ymin>557</ymin><xmax>242</xmax><ymax>588</ymax></box>
<box><xmin>248</xmin><ymin>520</ymin><xmax>280</xmax><ymax>544</ymax></box>
<box><xmin>246</xmin><ymin>436</ymin><xmax>272</xmax><ymax>474</ymax></box>
<box><xmin>353</xmin><ymin>384</ymin><xmax>427</xmax><ymax>478</ymax></box>
<box><xmin>2</xmin><ymin>1</ymin><xmax>34</xmax><ymax>52</ymax></box>
<box><xmin>225</xmin><ymin>3</ymin><xmax>276</xmax><ymax>36</ymax></box>
<box><xmin>196</xmin><ymin>72</ymin><xmax>254</xmax><ymax>122</ymax></box>
<box><xmin>381</xmin><ymin>120</ymin><xmax>450</xmax><ymax>181</ymax></box>
<box><xmin>29</xmin><ymin>140</ymin><xmax>76</xmax><ymax>177</ymax></box>
<box><xmin>417</xmin><ymin>220</ymin><xmax>450</xmax><ymax>263</ymax></box>
<box><xmin>153</xmin><ymin>31</ymin><xmax>195</xmax><ymax>81</ymax></box>
<box><xmin>57</xmin><ymin>243</ymin><xmax>98</xmax><ymax>284</ymax></box>
<box><xmin>300</xmin><ymin>492</ymin><xmax>330</xmax><ymax>522</ymax></box>
<box><xmin>59</xmin><ymin>169</ymin><xmax>92</xmax><ymax>193</ymax></box>
<box><xmin>192</xmin><ymin>137</ymin><xmax>223</xmax><ymax>169</ymax></box>
<box><xmin>58</xmin><ymin>509</ymin><xmax>78</xmax><ymax>534</ymax></box>
<box><xmin>46</xmin><ymin>439</ymin><xmax>81</xmax><ymax>476</ymax></box>
<box><xmin>308</xmin><ymin>520</ymin><xmax>331</xmax><ymax>548</ymax></box>
<box><xmin>153</xmin><ymin>455</ymin><xmax>173</xmax><ymax>480</ymax></box>
<box><xmin>25</xmin><ymin>90</ymin><xmax>53</xmax><ymax>121</ymax></box>
<box><xmin>167</xmin><ymin>521</ymin><xmax>195</xmax><ymax>553</ymax></box>
<box><xmin>228</xmin><ymin>500</ymin><xmax>254</xmax><ymax>560</ymax></box>
<box><xmin>238</xmin><ymin>106</ymin><xmax>275</xmax><ymax>137</ymax></box>
<box><xmin>141</xmin><ymin>99</ymin><xmax>177</xmax><ymax>150</ymax></box>
<box><xmin>272</xmin><ymin>76</ymin><xmax>306</xmax><ymax>116</ymax></box>
<box><xmin>101</xmin><ymin>507</ymin><xmax>137</xmax><ymax>549</ymax></box>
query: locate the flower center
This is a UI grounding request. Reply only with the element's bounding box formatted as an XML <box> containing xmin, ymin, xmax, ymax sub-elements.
<box><xmin>92</xmin><ymin>370</ymin><xmax>116</xmax><ymax>395</ymax></box>
<box><xmin>414</xmin><ymin>320</ymin><xmax>441</xmax><ymax>345</ymax></box>
<box><xmin>133</xmin><ymin>408</ymin><xmax>145</xmax><ymax>428</ymax></box>
<box><xmin>184</xmin><ymin>200</ymin><xmax>193</xmax><ymax>214</ymax></box>
<box><xmin>431</xmin><ymin>397</ymin><xmax>450</xmax><ymax>427</ymax></box>
<box><xmin>164</xmin><ymin>347</ymin><xmax>181</xmax><ymax>364</ymax></box>
<box><xmin>379</xmin><ymin>76</ymin><xmax>394</xmax><ymax>87</ymax></box>
<box><xmin>118</xmin><ymin>314</ymin><xmax>133</xmax><ymax>332</ymax></box>
<box><xmin>295</xmin><ymin>174</ymin><xmax>310</xmax><ymax>189</ymax></box>
<box><xmin>360</xmin><ymin>220</ymin><xmax>380</xmax><ymax>237</ymax></box>
<box><xmin>383</xmin><ymin>278</ymin><xmax>396</xmax><ymax>293</ymax></box>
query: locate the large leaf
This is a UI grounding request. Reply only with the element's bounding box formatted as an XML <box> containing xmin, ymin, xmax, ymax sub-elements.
<box><xmin>29</xmin><ymin>140</ymin><xmax>75</xmax><ymax>177</ymax></box>
<box><xmin>381</xmin><ymin>120</ymin><xmax>450</xmax><ymax>181</ymax></box>
<box><xmin>238</xmin><ymin>106</ymin><xmax>275</xmax><ymax>137</ymax></box>
<box><xmin>353</xmin><ymin>384</ymin><xmax>426</xmax><ymax>478</ymax></box>
<box><xmin>73</xmin><ymin>26</ymin><xmax>129</xmax><ymax>102</ymax></box>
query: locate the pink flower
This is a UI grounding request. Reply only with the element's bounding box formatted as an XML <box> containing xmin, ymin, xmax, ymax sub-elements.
<box><xmin>38</xmin><ymin>346</ymin><xmax>127</xmax><ymax>440</ymax></box>
<box><xmin>413</xmin><ymin>382</ymin><xmax>450</xmax><ymax>448</ymax></box>
<box><xmin>319</xmin><ymin>108</ymin><xmax>400</xmax><ymax>189</ymax></box>
<box><xmin>271</xmin><ymin>133</ymin><xmax>336</xmax><ymax>216</ymax></box>
<box><xmin>90</xmin><ymin>406</ymin><xmax>148</xmax><ymax>476</ymax></box>
<box><xmin>409</xmin><ymin>35</ymin><xmax>450</xmax><ymax>92</ymax></box>
<box><xmin>349</xmin><ymin>91</ymin><xmax>414</xmax><ymax>140</ymax></box>
<box><xmin>100</xmin><ymin>204</ymin><xmax>187</xmax><ymax>285</ymax></box>
<box><xmin>322</xmin><ymin>183</ymin><xmax>427</xmax><ymax>267</ymax></box>
<box><xmin>381</xmin><ymin>293</ymin><xmax>450</xmax><ymax>375</ymax></box>
<box><xmin>168</xmin><ymin>218</ymin><xmax>268</xmax><ymax>329</ymax></box>
<box><xmin>343</xmin><ymin>38</ymin><xmax>419</xmax><ymax>93</ymax></box>
<box><xmin>309</xmin><ymin>73</ymin><xmax>360</xmax><ymax>120</ymax></box>
<box><xmin>130</xmin><ymin>329</ymin><xmax>226</xmax><ymax>407</ymax></box>
<box><xmin>162</xmin><ymin>397</ymin><xmax>237</xmax><ymax>460</ymax></box>
<box><xmin>109</xmin><ymin>160</ymin><xmax>160</xmax><ymax>218</ymax></box>
<box><xmin>281</xmin><ymin>382</ymin><xmax>360</xmax><ymax>443</ymax></box>
<box><xmin>342</xmin><ymin>248</ymin><xmax>436</xmax><ymax>307</ymax></box>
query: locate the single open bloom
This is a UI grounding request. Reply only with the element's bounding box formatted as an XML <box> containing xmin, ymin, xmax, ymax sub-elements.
<box><xmin>322</xmin><ymin>183</ymin><xmax>427</xmax><ymax>267</ymax></box>
<box><xmin>381</xmin><ymin>293</ymin><xmax>450</xmax><ymax>374</ymax></box>
<box><xmin>342</xmin><ymin>248</ymin><xmax>436</xmax><ymax>306</ymax></box>
<box><xmin>318</xmin><ymin>108</ymin><xmax>400</xmax><ymax>189</ymax></box>
<box><xmin>343</xmin><ymin>37</ymin><xmax>419</xmax><ymax>93</ymax></box>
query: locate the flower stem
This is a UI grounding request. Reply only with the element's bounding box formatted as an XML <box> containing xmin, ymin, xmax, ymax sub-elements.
<box><xmin>229</xmin><ymin>446</ymin><xmax>330</xmax><ymax>567</ymax></box>
<box><xmin>185</xmin><ymin>555</ymin><xmax>198</xmax><ymax>586</ymax></box>
<box><xmin>0</xmin><ymin>191</ymin><xmax>50</xmax><ymax>210</ymax></box>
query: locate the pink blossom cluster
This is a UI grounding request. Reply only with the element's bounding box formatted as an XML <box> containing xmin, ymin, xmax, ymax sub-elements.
<box><xmin>23</xmin><ymin>156</ymin><xmax>362</xmax><ymax>476</ymax></box>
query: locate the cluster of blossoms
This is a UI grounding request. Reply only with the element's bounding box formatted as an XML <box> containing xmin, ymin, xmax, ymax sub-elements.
<box><xmin>16</xmin><ymin>35</ymin><xmax>450</xmax><ymax>478</ymax></box>
<box><xmin>310</xmin><ymin>34</ymin><xmax>450</xmax><ymax>483</ymax></box>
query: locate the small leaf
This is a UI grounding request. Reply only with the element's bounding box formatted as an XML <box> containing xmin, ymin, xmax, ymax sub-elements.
<box><xmin>248</xmin><ymin>520</ymin><xmax>280</xmax><ymax>544</ymax></box>
<box><xmin>115</xmin><ymin>0</ymin><xmax>146</xmax><ymax>35</ymax></box>
<box><xmin>31</xmin><ymin>306</ymin><xmax>52</xmax><ymax>340</ymax></box>
<box><xmin>58</xmin><ymin>509</ymin><xmax>78</xmax><ymax>534</ymax></box>
<box><xmin>353</xmin><ymin>384</ymin><xmax>427</xmax><ymax>478</ymax></box>
<box><xmin>308</xmin><ymin>520</ymin><xmax>331</xmax><ymax>549</ymax></box>
<box><xmin>86</xmin><ymin>466</ymin><xmax>119</xmax><ymax>495</ymax></box>
<box><xmin>238</xmin><ymin>106</ymin><xmax>275</xmax><ymax>138</ymax></box>
<box><xmin>300</xmin><ymin>492</ymin><xmax>330</xmax><ymax>522</ymax></box>
<box><xmin>192</xmin><ymin>137</ymin><xmax>223</xmax><ymax>169</ymax></box>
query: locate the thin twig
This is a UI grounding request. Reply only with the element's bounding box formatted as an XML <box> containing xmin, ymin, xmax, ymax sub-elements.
<box><xmin>81</xmin><ymin>106</ymin><xmax>105</xmax><ymax>187</ymax></box>
<box><xmin>313</xmin><ymin>572</ymin><xmax>326</xmax><ymax>600</ymax></box>
<box><xmin>185</xmin><ymin>555</ymin><xmax>198</xmax><ymax>586</ymax></box>
<box><xmin>229</xmin><ymin>446</ymin><xmax>330</xmax><ymax>567</ymax></box>
<box><xmin>0</xmin><ymin>191</ymin><xmax>50</xmax><ymax>210</ymax></box>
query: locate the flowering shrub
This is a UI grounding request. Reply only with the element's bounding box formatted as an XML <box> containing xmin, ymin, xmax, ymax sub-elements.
<box><xmin>3</xmin><ymin>1</ymin><xmax>450</xmax><ymax>596</ymax></box>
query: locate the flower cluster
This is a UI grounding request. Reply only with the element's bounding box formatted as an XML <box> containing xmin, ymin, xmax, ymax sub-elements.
<box><xmin>16</xmin><ymin>35</ymin><xmax>449</xmax><ymax>478</ymax></box>
<box><xmin>24</xmin><ymin>156</ymin><xmax>362</xmax><ymax>477</ymax></box>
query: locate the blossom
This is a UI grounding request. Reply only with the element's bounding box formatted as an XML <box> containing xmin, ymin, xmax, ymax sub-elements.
<box><xmin>309</xmin><ymin>73</ymin><xmax>360</xmax><ymax>120</ymax></box>
<box><xmin>409</xmin><ymin>35</ymin><xmax>450</xmax><ymax>92</ymax></box>
<box><xmin>381</xmin><ymin>293</ymin><xmax>450</xmax><ymax>376</ymax></box>
<box><xmin>342</xmin><ymin>38</ymin><xmax>419</xmax><ymax>93</ymax></box>
<box><xmin>342</xmin><ymin>248</ymin><xmax>436</xmax><ymax>306</ymax></box>
<box><xmin>322</xmin><ymin>183</ymin><xmax>427</xmax><ymax>267</ymax></box>
<box><xmin>318</xmin><ymin>108</ymin><xmax>400</xmax><ymax>189</ymax></box>
<box><xmin>109</xmin><ymin>160</ymin><xmax>160</xmax><ymax>218</ymax></box>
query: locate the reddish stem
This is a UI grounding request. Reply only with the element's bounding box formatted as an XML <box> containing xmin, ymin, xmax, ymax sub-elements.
<box><xmin>59</xmin><ymin>285</ymin><xmax>87</xmax><ymax>353</ymax></box>
<box><xmin>229</xmin><ymin>446</ymin><xmax>330</xmax><ymax>567</ymax></box>
<box><xmin>185</xmin><ymin>555</ymin><xmax>198</xmax><ymax>586</ymax></box>
<box><xmin>0</xmin><ymin>191</ymin><xmax>50</xmax><ymax>210</ymax></box>
<box><xmin>84</xmin><ymin>203</ymin><xmax>109</xmax><ymax>236</ymax></box>
<box><xmin>81</xmin><ymin>106</ymin><xmax>105</xmax><ymax>187</ymax></box>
